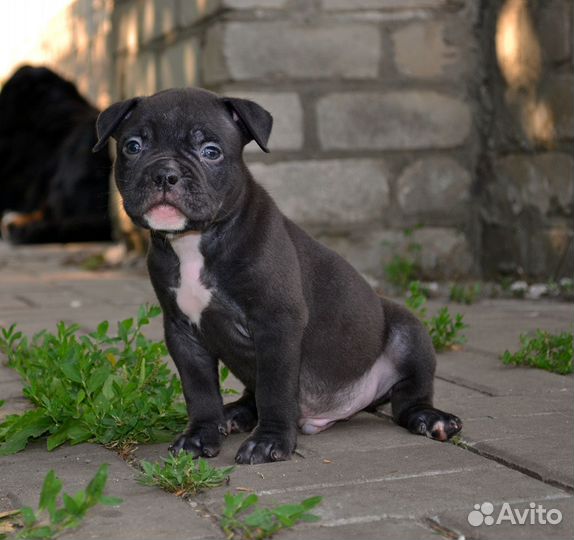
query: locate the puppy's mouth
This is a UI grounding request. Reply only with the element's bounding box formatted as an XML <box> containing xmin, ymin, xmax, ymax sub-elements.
<box><xmin>143</xmin><ymin>203</ymin><xmax>187</xmax><ymax>232</ymax></box>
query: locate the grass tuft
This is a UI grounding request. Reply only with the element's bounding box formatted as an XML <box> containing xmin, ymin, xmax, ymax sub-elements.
<box><xmin>221</xmin><ymin>492</ymin><xmax>322</xmax><ymax>540</ymax></box>
<box><xmin>0</xmin><ymin>306</ymin><xmax>187</xmax><ymax>455</ymax></box>
<box><xmin>0</xmin><ymin>464</ymin><xmax>121</xmax><ymax>540</ymax></box>
<box><xmin>405</xmin><ymin>281</ymin><xmax>467</xmax><ymax>352</ymax></box>
<box><xmin>138</xmin><ymin>452</ymin><xmax>234</xmax><ymax>497</ymax></box>
<box><xmin>501</xmin><ymin>330</ymin><xmax>573</xmax><ymax>375</ymax></box>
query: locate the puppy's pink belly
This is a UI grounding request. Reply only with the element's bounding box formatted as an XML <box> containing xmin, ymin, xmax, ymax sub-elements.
<box><xmin>298</xmin><ymin>418</ymin><xmax>337</xmax><ymax>435</ymax></box>
<box><xmin>298</xmin><ymin>352</ymin><xmax>398</xmax><ymax>435</ymax></box>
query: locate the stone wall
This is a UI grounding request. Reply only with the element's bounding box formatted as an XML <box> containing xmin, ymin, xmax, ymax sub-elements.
<box><xmin>109</xmin><ymin>0</ymin><xmax>483</xmax><ymax>280</ymax></box>
<box><xmin>479</xmin><ymin>0</ymin><xmax>574</xmax><ymax>279</ymax></box>
<box><xmin>7</xmin><ymin>0</ymin><xmax>572</xmax><ymax>282</ymax></box>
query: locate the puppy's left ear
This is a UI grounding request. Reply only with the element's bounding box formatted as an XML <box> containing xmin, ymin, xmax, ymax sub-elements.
<box><xmin>223</xmin><ymin>97</ymin><xmax>273</xmax><ymax>153</ymax></box>
<box><xmin>93</xmin><ymin>97</ymin><xmax>141</xmax><ymax>153</ymax></box>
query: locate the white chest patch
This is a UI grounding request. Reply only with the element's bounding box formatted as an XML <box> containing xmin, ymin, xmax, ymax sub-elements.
<box><xmin>169</xmin><ymin>232</ymin><xmax>213</xmax><ymax>326</ymax></box>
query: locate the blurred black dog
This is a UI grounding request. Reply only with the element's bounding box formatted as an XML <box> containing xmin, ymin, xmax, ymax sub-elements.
<box><xmin>0</xmin><ymin>66</ymin><xmax>112</xmax><ymax>244</ymax></box>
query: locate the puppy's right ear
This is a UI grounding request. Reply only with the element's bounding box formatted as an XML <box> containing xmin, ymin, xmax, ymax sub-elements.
<box><xmin>93</xmin><ymin>97</ymin><xmax>141</xmax><ymax>153</ymax></box>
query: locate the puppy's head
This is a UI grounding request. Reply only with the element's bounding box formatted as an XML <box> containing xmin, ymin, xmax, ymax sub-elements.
<box><xmin>93</xmin><ymin>88</ymin><xmax>272</xmax><ymax>233</ymax></box>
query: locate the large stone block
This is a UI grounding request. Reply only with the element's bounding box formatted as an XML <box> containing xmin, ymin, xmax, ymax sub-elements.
<box><xmin>202</xmin><ymin>22</ymin><xmax>381</xmax><ymax>84</ymax></box>
<box><xmin>317</xmin><ymin>91</ymin><xmax>472</xmax><ymax>150</ymax></box>
<box><xmin>412</xmin><ymin>227</ymin><xmax>474</xmax><ymax>278</ymax></box>
<box><xmin>331</xmin><ymin>226</ymin><xmax>474</xmax><ymax>280</ymax></box>
<box><xmin>391</xmin><ymin>20</ymin><xmax>460</xmax><ymax>79</ymax></box>
<box><xmin>494</xmin><ymin>153</ymin><xmax>574</xmax><ymax>217</ymax></box>
<box><xmin>397</xmin><ymin>157</ymin><xmax>472</xmax><ymax>220</ymax></box>
<box><xmin>249</xmin><ymin>159</ymin><xmax>390</xmax><ymax>226</ymax></box>
<box><xmin>223</xmin><ymin>91</ymin><xmax>303</xmax><ymax>152</ymax></box>
<box><xmin>322</xmin><ymin>0</ymin><xmax>449</xmax><ymax>9</ymax></box>
<box><xmin>315</xmin><ymin>228</ymin><xmax>402</xmax><ymax>282</ymax></box>
<box><xmin>158</xmin><ymin>37</ymin><xmax>199</xmax><ymax>89</ymax></box>
<box><xmin>542</xmin><ymin>75</ymin><xmax>574</xmax><ymax>141</ymax></box>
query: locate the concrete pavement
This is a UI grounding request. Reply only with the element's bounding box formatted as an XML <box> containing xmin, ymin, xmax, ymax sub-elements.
<box><xmin>0</xmin><ymin>242</ymin><xmax>572</xmax><ymax>539</ymax></box>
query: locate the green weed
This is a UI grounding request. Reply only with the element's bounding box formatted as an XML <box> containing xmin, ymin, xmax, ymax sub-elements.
<box><xmin>449</xmin><ymin>283</ymin><xmax>481</xmax><ymax>305</ymax></box>
<box><xmin>221</xmin><ymin>492</ymin><xmax>322</xmax><ymax>540</ymax></box>
<box><xmin>0</xmin><ymin>464</ymin><xmax>121</xmax><ymax>540</ymax></box>
<box><xmin>384</xmin><ymin>228</ymin><xmax>422</xmax><ymax>292</ymax></box>
<box><xmin>501</xmin><ymin>330</ymin><xmax>573</xmax><ymax>375</ymax></box>
<box><xmin>138</xmin><ymin>452</ymin><xmax>234</xmax><ymax>497</ymax></box>
<box><xmin>406</xmin><ymin>281</ymin><xmax>467</xmax><ymax>352</ymax></box>
<box><xmin>0</xmin><ymin>306</ymin><xmax>187</xmax><ymax>455</ymax></box>
<box><xmin>220</xmin><ymin>365</ymin><xmax>240</xmax><ymax>396</ymax></box>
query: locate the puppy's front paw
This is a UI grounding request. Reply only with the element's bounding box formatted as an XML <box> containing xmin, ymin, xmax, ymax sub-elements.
<box><xmin>407</xmin><ymin>408</ymin><xmax>462</xmax><ymax>442</ymax></box>
<box><xmin>169</xmin><ymin>423</ymin><xmax>226</xmax><ymax>458</ymax></box>
<box><xmin>235</xmin><ymin>430</ymin><xmax>296</xmax><ymax>465</ymax></box>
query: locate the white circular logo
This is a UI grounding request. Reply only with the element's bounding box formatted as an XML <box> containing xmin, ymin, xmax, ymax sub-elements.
<box><xmin>468</xmin><ymin>502</ymin><xmax>495</xmax><ymax>527</ymax></box>
<box><xmin>468</xmin><ymin>504</ymin><xmax>484</xmax><ymax>526</ymax></box>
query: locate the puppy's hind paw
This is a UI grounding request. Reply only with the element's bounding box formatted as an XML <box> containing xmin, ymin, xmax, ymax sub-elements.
<box><xmin>406</xmin><ymin>408</ymin><xmax>462</xmax><ymax>442</ymax></box>
<box><xmin>224</xmin><ymin>400</ymin><xmax>258</xmax><ymax>434</ymax></box>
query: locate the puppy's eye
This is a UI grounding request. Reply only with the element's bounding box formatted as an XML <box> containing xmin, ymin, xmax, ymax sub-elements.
<box><xmin>201</xmin><ymin>145</ymin><xmax>222</xmax><ymax>161</ymax></box>
<box><xmin>124</xmin><ymin>138</ymin><xmax>142</xmax><ymax>155</ymax></box>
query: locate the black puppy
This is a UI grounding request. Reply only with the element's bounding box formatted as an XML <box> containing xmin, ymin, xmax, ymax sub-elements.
<box><xmin>94</xmin><ymin>88</ymin><xmax>462</xmax><ymax>465</ymax></box>
<box><xmin>0</xmin><ymin>66</ymin><xmax>111</xmax><ymax>244</ymax></box>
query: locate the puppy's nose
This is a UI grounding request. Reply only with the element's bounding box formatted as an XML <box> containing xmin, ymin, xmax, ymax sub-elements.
<box><xmin>153</xmin><ymin>168</ymin><xmax>180</xmax><ymax>188</ymax></box>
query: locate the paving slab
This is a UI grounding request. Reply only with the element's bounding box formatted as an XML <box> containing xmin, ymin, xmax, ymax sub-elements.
<box><xmin>278</xmin><ymin>517</ymin><xmax>440</xmax><ymax>540</ymax></box>
<box><xmin>198</xmin><ymin>460</ymin><xmax>570</xmax><ymax>535</ymax></box>
<box><xmin>430</xmin><ymin>299</ymin><xmax>572</xmax><ymax>356</ymax></box>
<box><xmin>1</xmin><ymin>241</ymin><xmax>574</xmax><ymax>539</ymax></box>
<box><xmin>437</xmin><ymin>349</ymin><xmax>574</xmax><ymax>396</ymax></box>
<box><xmin>0</xmin><ymin>442</ymin><xmax>223</xmax><ymax>540</ymax></box>
<box><xmin>437</xmin><ymin>496</ymin><xmax>574</xmax><ymax>540</ymax></box>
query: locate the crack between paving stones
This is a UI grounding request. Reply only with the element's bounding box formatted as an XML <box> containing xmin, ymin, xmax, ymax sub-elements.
<box><xmin>434</xmin><ymin>374</ymin><xmax>496</xmax><ymax>396</ymax></box>
<box><xmin>13</xmin><ymin>295</ymin><xmax>38</xmax><ymax>308</ymax></box>
<box><xmin>450</xmin><ymin>439</ymin><xmax>574</xmax><ymax>494</ymax></box>
<box><xmin>424</xmin><ymin>516</ymin><xmax>474</xmax><ymax>540</ymax></box>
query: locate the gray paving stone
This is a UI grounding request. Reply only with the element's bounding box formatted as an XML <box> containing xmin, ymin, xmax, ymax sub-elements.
<box><xmin>426</xmin><ymin>298</ymin><xmax>572</xmax><ymax>356</ymax></box>
<box><xmin>437</xmin><ymin>496</ymin><xmax>574</xmax><ymax>540</ymax></box>
<box><xmin>198</xmin><ymin>458</ymin><xmax>566</xmax><ymax>528</ymax></box>
<box><xmin>279</xmin><ymin>518</ymin><xmax>439</xmax><ymax>540</ymax></box>
<box><xmin>138</xmin><ymin>434</ymin><xmax>492</xmax><ymax>492</ymax></box>
<box><xmin>1</xmin><ymin>242</ymin><xmax>573</xmax><ymax>540</ymax></box>
<box><xmin>0</xmin><ymin>443</ymin><xmax>223</xmax><ymax>540</ymax></box>
<box><xmin>437</xmin><ymin>349</ymin><xmax>574</xmax><ymax>397</ymax></box>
